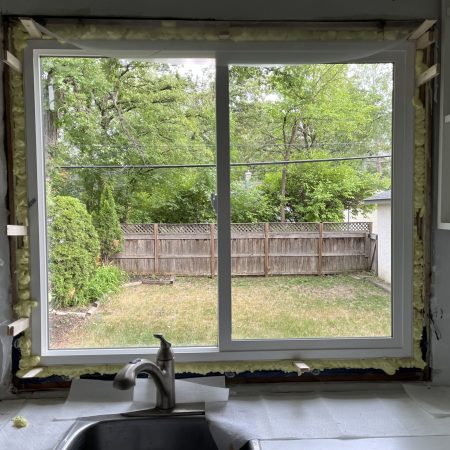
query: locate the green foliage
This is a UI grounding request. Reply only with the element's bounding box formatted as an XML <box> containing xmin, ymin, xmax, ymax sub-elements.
<box><xmin>48</xmin><ymin>196</ymin><xmax>100</xmax><ymax>308</ymax></box>
<box><xmin>229</xmin><ymin>64</ymin><xmax>392</xmax><ymax>220</ymax></box>
<box><xmin>94</xmin><ymin>184</ymin><xmax>123</xmax><ymax>261</ymax></box>
<box><xmin>84</xmin><ymin>265</ymin><xmax>128</xmax><ymax>303</ymax></box>
<box><xmin>230</xmin><ymin>181</ymin><xmax>275</xmax><ymax>223</ymax></box>
<box><xmin>43</xmin><ymin>58</ymin><xmax>392</xmax><ymax>226</ymax></box>
<box><xmin>263</xmin><ymin>151</ymin><xmax>387</xmax><ymax>222</ymax></box>
<box><xmin>128</xmin><ymin>170</ymin><xmax>216</xmax><ymax>223</ymax></box>
<box><xmin>229</xmin><ymin>64</ymin><xmax>392</xmax><ymax>157</ymax></box>
<box><xmin>42</xmin><ymin>57</ymin><xmax>216</xmax><ymax>222</ymax></box>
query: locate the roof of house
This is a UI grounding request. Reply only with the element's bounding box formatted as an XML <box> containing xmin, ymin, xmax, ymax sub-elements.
<box><xmin>364</xmin><ymin>190</ymin><xmax>391</xmax><ymax>204</ymax></box>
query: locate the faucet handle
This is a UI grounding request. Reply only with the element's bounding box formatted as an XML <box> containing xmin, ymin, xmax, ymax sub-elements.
<box><xmin>154</xmin><ymin>333</ymin><xmax>171</xmax><ymax>347</ymax></box>
<box><xmin>153</xmin><ymin>333</ymin><xmax>174</xmax><ymax>361</ymax></box>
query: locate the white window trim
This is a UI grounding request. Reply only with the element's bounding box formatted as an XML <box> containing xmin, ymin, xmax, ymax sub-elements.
<box><xmin>24</xmin><ymin>39</ymin><xmax>415</xmax><ymax>366</ymax></box>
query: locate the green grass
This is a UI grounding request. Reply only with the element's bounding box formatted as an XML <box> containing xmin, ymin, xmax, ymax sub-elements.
<box><xmin>50</xmin><ymin>275</ymin><xmax>391</xmax><ymax>349</ymax></box>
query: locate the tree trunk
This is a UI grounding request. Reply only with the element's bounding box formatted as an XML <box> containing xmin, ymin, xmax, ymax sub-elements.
<box><xmin>279</xmin><ymin>116</ymin><xmax>299</xmax><ymax>222</ymax></box>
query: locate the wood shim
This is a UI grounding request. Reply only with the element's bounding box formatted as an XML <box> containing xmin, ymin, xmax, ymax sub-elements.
<box><xmin>6</xmin><ymin>225</ymin><xmax>27</xmax><ymax>236</ymax></box>
<box><xmin>21</xmin><ymin>368</ymin><xmax>44</xmax><ymax>378</ymax></box>
<box><xmin>417</xmin><ymin>64</ymin><xmax>440</xmax><ymax>87</ymax></box>
<box><xmin>293</xmin><ymin>361</ymin><xmax>311</xmax><ymax>375</ymax></box>
<box><xmin>19</xmin><ymin>18</ymin><xmax>43</xmax><ymax>39</ymax></box>
<box><xmin>408</xmin><ymin>19</ymin><xmax>437</xmax><ymax>40</ymax></box>
<box><xmin>7</xmin><ymin>318</ymin><xmax>30</xmax><ymax>336</ymax></box>
<box><xmin>3</xmin><ymin>51</ymin><xmax>22</xmax><ymax>73</ymax></box>
<box><xmin>417</xmin><ymin>31</ymin><xmax>435</xmax><ymax>50</ymax></box>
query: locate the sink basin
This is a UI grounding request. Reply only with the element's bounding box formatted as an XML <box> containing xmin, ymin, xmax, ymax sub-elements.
<box><xmin>55</xmin><ymin>415</ymin><xmax>218</xmax><ymax>450</ymax></box>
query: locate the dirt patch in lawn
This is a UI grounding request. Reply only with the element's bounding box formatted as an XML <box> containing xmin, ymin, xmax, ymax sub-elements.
<box><xmin>49</xmin><ymin>312</ymin><xmax>87</xmax><ymax>349</ymax></box>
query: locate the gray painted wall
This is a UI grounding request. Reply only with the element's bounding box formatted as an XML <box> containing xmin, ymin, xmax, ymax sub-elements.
<box><xmin>0</xmin><ymin>19</ymin><xmax>13</xmax><ymax>398</ymax></box>
<box><xmin>430</xmin><ymin>0</ymin><xmax>450</xmax><ymax>385</ymax></box>
<box><xmin>0</xmin><ymin>0</ymin><xmax>446</xmax><ymax>395</ymax></box>
<box><xmin>432</xmin><ymin>232</ymin><xmax>450</xmax><ymax>383</ymax></box>
<box><xmin>0</xmin><ymin>0</ymin><xmax>441</xmax><ymax>21</ymax></box>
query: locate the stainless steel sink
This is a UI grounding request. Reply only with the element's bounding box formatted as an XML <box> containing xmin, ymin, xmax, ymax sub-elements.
<box><xmin>54</xmin><ymin>414</ymin><xmax>219</xmax><ymax>450</ymax></box>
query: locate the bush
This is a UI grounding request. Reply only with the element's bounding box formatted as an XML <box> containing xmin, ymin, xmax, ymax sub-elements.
<box><xmin>84</xmin><ymin>265</ymin><xmax>128</xmax><ymax>302</ymax></box>
<box><xmin>230</xmin><ymin>181</ymin><xmax>276</xmax><ymax>223</ymax></box>
<box><xmin>48</xmin><ymin>196</ymin><xmax>100</xmax><ymax>308</ymax></box>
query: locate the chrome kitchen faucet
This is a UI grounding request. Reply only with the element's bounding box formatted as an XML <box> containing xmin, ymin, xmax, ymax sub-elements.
<box><xmin>113</xmin><ymin>333</ymin><xmax>175</xmax><ymax>410</ymax></box>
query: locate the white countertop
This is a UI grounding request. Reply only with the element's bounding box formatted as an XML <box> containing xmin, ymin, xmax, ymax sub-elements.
<box><xmin>257</xmin><ymin>436</ymin><xmax>450</xmax><ymax>450</ymax></box>
<box><xmin>0</xmin><ymin>397</ymin><xmax>73</xmax><ymax>450</ymax></box>
<box><xmin>1</xmin><ymin>382</ymin><xmax>450</xmax><ymax>450</ymax></box>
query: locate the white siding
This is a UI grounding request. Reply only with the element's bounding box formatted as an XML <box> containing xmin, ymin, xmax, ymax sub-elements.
<box><xmin>377</xmin><ymin>203</ymin><xmax>391</xmax><ymax>284</ymax></box>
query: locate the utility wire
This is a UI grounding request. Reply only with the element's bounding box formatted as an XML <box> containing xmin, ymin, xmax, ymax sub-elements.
<box><xmin>78</xmin><ymin>141</ymin><xmax>389</xmax><ymax>148</ymax></box>
<box><xmin>59</xmin><ymin>154</ymin><xmax>391</xmax><ymax>170</ymax></box>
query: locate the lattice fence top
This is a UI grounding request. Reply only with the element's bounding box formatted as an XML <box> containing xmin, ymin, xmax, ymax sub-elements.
<box><xmin>323</xmin><ymin>222</ymin><xmax>370</xmax><ymax>232</ymax></box>
<box><xmin>158</xmin><ymin>223</ymin><xmax>212</xmax><ymax>234</ymax></box>
<box><xmin>269</xmin><ymin>222</ymin><xmax>320</xmax><ymax>232</ymax></box>
<box><xmin>121</xmin><ymin>222</ymin><xmax>371</xmax><ymax>235</ymax></box>
<box><xmin>121</xmin><ymin>223</ymin><xmax>154</xmax><ymax>234</ymax></box>
<box><xmin>231</xmin><ymin>223</ymin><xmax>264</xmax><ymax>233</ymax></box>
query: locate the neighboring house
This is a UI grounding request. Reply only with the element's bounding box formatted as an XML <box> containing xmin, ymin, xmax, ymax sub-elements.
<box><xmin>364</xmin><ymin>190</ymin><xmax>391</xmax><ymax>284</ymax></box>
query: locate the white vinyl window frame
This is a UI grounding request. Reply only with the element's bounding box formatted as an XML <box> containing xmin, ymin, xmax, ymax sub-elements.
<box><xmin>24</xmin><ymin>39</ymin><xmax>415</xmax><ymax>366</ymax></box>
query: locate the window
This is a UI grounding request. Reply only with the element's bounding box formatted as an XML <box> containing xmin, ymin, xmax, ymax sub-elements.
<box><xmin>24</xmin><ymin>39</ymin><xmax>415</xmax><ymax>365</ymax></box>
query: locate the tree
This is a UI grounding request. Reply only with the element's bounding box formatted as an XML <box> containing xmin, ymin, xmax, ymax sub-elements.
<box><xmin>48</xmin><ymin>196</ymin><xmax>99</xmax><ymax>307</ymax></box>
<box><xmin>42</xmin><ymin>57</ymin><xmax>392</xmax><ymax>225</ymax></box>
<box><xmin>230</xmin><ymin>180</ymin><xmax>275</xmax><ymax>223</ymax></box>
<box><xmin>263</xmin><ymin>151</ymin><xmax>387</xmax><ymax>222</ymax></box>
<box><xmin>229</xmin><ymin>64</ymin><xmax>392</xmax><ymax>221</ymax></box>
<box><xmin>94</xmin><ymin>184</ymin><xmax>123</xmax><ymax>262</ymax></box>
<box><xmin>41</xmin><ymin>57</ymin><xmax>216</xmax><ymax>221</ymax></box>
<box><xmin>127</xmin><ymin>169</ymin><xmax>216</xmax><ymax>223</ymax></box>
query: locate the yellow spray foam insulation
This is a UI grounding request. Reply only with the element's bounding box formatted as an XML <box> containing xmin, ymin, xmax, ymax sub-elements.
<box><xmin>11</xmin><ymin>416</ymin><xmax>28</xmax><ymax>428</ymax></box>
<box><xmin>44</xmin><ymin>23</ymin><xmax>410</xmax><ymax>43</ymax></box>
<box><xmin>9</xmin><ymin>24</ymin><xmax>426</xmax><ymax>378</ymax></box>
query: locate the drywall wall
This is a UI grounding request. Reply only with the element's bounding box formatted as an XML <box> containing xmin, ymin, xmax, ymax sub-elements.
<box><xmin>0</xmin><ymin>0</ymin><xmax>440</xmax><ymax>21</ymax></box>
<box><xmin>0</xmin><ymin>19</ymin><xmax>13</xmax><ymax>398</ymax></box>
<box><xmin>432</xmin><ymin>233</ymin><xmax>450</xmax><ymax>383</ymax></box>
<box><xmin>431</xmin><ymin>0</ymin><xmax>450</xmax><ymax>385</ymax></box>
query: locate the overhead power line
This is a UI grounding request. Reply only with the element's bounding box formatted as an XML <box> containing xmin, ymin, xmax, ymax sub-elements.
<box><xmin>59</xmin><ymin>154</ymin><xmax>391</xmax><ymax>170</ymax></box>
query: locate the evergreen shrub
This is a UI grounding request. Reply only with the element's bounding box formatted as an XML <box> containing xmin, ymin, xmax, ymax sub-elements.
<box><xmin>48</xmin><ymin>196</ymin><xmax>99</xmax><ymax>307</ymax></box>
<box><xmin>94</xmin><ymin>184</ymin><xmax>123</xmax><ymax>262</ymax></box>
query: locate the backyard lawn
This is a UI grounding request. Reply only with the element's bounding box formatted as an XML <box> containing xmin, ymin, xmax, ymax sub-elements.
<box><xmin>50</xmin><ymin>274</ymin><xmax>391</xmax><ymax>349</ymax></box>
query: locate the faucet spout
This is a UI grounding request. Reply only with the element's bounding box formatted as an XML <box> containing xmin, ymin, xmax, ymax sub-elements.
<box><xmin>113</xmin><ymin>334</ymin><xmax>176</xmax><ymax>411</ymax></box>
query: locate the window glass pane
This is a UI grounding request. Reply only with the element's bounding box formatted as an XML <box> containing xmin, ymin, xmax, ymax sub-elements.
<box><xmin>41</xmin><ymin>57</ymin><xmax>217</xmax><ymax>349</ymax></box>
<box><xmin>229</xmin><ymin>63</ymin><xmax>392</xmax><ymax>339</ymax></box>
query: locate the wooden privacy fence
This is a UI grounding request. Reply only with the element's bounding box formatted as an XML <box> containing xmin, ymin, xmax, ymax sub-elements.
<box><xmin>112</xmin><ymin>222</ymin><xmax>376</xmax><ymax>276</ymax></box>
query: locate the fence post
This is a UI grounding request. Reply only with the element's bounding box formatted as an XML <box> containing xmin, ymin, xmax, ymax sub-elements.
<box><xmin>154</xmin><ymin>223</ymin><xmax>159</xmax><ymax>275</ymax></box>
<box><xmin>318</xmin><ymin>222</ymin><xmax>323</xmax><ymax>275</ymax></box>
<box><xmin>365</xmin><ymin>222</ymin><xmax>373</xmax><ymax>265</ymax></box>
<box><xmin>370</xmin><ymin>237</ymin><xmax>378</xmax><ymax>273</ymax></box>
<box><xmin>264</xmin><ymin>222</ymin><xmax>269</xmax><ymax>276</ymax></box>
<box><xmin>210</xmin><ymin>223</ymin><xmax>215</xmax><ymax>277</ymax></box>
